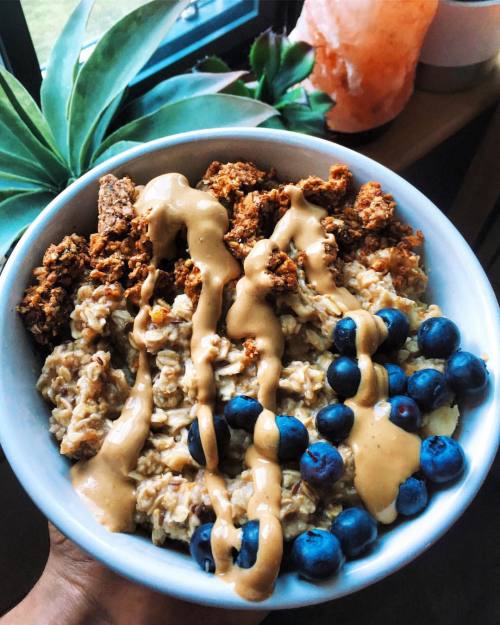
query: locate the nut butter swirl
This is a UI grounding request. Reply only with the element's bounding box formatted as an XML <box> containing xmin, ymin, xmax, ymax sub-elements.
<box><xmin>72</xmin><ymin>173</ymin><xmax>240</xmax><ymax>532</ymax></box>
<box><xmin>71</xmin><ymin>268</ymin><xmax>155</xmax><ymax>532</ymax></box>
<box><xmin>345</xmin><ymin>313</ymin><xmax>421</xmax><ymax>524</ymax></box>
<box><xmin>271</xmin><ymin>185</ymin><xmax>358</xmax><ymax>313</ymax></box>
<box><xmin>224</xmin><ymin>240</ymin><xmax>285</xmax><ymax>601</ymax></box>
<box><xmin>273</xmin><ymin>187</ymin><xmax>421</xmax><ymax>524</ymax></box>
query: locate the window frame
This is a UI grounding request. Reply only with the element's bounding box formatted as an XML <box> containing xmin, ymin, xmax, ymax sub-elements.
<box><xmin>0</xmin><ymin>0</ymin><xmax>303</xmax><ymax>102</ymax></box>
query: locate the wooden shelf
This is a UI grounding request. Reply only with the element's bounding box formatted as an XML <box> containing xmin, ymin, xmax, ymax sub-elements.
<box><xmin>359</xmin><ymin>56</ymin><xmax>500</xmax><ymax>171</ymax></box>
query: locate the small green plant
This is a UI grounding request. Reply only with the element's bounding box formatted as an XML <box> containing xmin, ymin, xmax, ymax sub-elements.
<box><xmin>196</xmin><ymin>29</ymin><xmax>334</xmax><ymax>135</ymax></box>
<box><xmin>0</xmin><ymin>1</ymin><xmax>333</xmax><ymax>257</ymax></box>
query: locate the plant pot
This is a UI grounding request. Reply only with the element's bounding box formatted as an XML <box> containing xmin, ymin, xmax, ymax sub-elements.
<box><xmin>417</xmin><ymin>0</ymin><xmax>500</xmax><ymax>92</ymax></box>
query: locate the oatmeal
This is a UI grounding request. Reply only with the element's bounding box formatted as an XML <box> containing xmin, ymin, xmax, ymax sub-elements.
<box><xmin>20</xmin><ymin>160</ymin><xmax>476</xmax><ymax>601</ymax></box>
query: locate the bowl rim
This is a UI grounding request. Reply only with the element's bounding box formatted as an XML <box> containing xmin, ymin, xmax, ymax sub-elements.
<box><xmin>0</xmin><ymin>127</ymin><xmax>498</xmax><ymax>610</ymax></box>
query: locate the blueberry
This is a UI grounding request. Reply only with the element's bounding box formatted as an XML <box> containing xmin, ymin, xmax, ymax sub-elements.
<box><xmin>407</xmin><ymin>368</ymin><xmax>453</xmax><ymax>412</ymax></box>
<box><xmin>396</xmin><ymin>476</ymin><xmax>428</xmax><ymax>516</ymax></box>
<box><xmin>327</xmin><ymin>356</ymin><xmax>360</xmax><ymax>398</ymax></box>
<box><xmin>300</xmin><ymin>442</ymin><xmax>344</xmax><ymax>488</ymax></box>
<box><xmin>417</xmin><ymin>317</ymin><xmax>460</xmax><ymax>359</ymax></box>
<box><xmin>445</xmin><ymin>351</ymin><xmax>488</xmax><ymax>394</ymax></box>
<box><xmin>333</xmin><ymin>317</ymin><xmax>357</xmax><ymax>356</ymax></box>
<box><xmin>190</xmin><ymin>523</ymin><xmax>215</xmax><ymax>573</ymax></box>
<box><xmin>187</xmin><ymin>415</ymin><xmax>230</xmax><ymax>466</ymax></box>
<box><xmin>420</xmin><ymin>435</ymin><xmax>465</xmax><ymax>483</ymax></box>
<box><xmin>331</xmin><ymin>507</ymin><xmax>378</xmax><ymax>559</ymax></box>
<box><xmin>224</xmin><ymin>395</ymin><xmax>263</xmax><ymax>432</ymax></box>
<box><xmin>376</xmin><ymin>308</ymin><xmax>410</xmax><ymax>352</ymax></box>
<box><xmin>276</xmin><ymin>414</ymin><xmax>309</xmax><ymax>462</ymax></box>
<box><xmin>315</xmin><ymin>403</ymin><xmax>354</xmax><ymax>443</ymax></box>
<box><xmin>292</xmin><ymin>529</ymin><xmax>344</xmax><ymax>581</ymax></box>
<box><xmin>384</xmin><ymin>363</ymin><xmax>407</xmax><ymax>396</ymax></box>
<box><xmin>236</xmin><ymin>520</ymin><xmax>259</xmax><ymax>569</ymax></box>
<box><xmin>388</xmin><ymin>395</ymin><xmax>422</xmax><ymax>432</ymax></box>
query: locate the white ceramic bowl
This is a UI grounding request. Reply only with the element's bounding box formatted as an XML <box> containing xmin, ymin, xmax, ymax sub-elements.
<box><xmin>0</xmin><ymin>129</ymin><xmax>498</xmax><ymax>610</ymax></box>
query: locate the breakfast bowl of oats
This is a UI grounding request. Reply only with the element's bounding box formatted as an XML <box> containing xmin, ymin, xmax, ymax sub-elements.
<box><xmin>0</xmin><ymin>128</ymin><xmax>497</xmax><ymax>609</ymax></box>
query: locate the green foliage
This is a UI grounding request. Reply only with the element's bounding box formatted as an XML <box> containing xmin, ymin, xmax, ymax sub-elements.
<box><xmin>0</xmin><ymin>2</ymin><xmax>332</xmax><ymax>257</ymax></box>
<box><xmin>197</xmin><ymin>30</ymin><xmax>334</xmax><ymax>136</ymax></box>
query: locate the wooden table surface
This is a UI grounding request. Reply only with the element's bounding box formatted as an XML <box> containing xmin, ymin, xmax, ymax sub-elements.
<box><xmin>360</xmin><ymin>57</ymin><xmax>500</xmax><ymax>172</ymax></box>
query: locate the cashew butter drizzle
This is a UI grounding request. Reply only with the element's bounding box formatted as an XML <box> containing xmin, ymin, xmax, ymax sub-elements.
<box><xmin>223</xmin><ymin>239</ymin><xmax>285</xmax><ymax>601</ymax></box>
<box><xmin>345</xmin><ymin>310</ymin><xmax>421</xmax><ymax>523</ymax></box>
<box><xmin>274</xmin><ymin>187</ymin><xmax>421</xmax><ymax>524</ymax></box>
<box><xmin>72</xmin><ymin>173</ymin><xmax>240</xmax><ymax>533</ymax></box>
<box><xmin>71</xmin><ymin>267</ymin><xmax>156</xmax><ymax>532</ymax></box>
<box><xmin>271</xmin><ymin>185</ymin><xmax>358</xmax><ymax>313</ymax></box>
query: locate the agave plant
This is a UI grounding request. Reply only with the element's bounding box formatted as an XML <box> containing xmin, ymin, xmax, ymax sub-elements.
<box><xmin>0</xmin><ymin>0</ymin><xmax>277</xmax><ymax>257</ymax></box>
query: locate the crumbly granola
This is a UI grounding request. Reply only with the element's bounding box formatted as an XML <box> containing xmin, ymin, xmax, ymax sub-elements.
<box><xmin>21</xmin><ymin>161</ymin><xmax>456</xmax><ymax>547</ymax></box>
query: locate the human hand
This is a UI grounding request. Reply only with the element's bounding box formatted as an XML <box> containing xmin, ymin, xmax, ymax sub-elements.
<box><xmin>2</xmin><ymin>523</ymin><xmax>268</xmax><ymax>625</ymax></box>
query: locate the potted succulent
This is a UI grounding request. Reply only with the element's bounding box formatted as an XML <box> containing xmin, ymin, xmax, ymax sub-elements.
<box><xmin>417</xmin><ymin>0</ymin><xmax>500</xmax><ymax>92</ymax></box>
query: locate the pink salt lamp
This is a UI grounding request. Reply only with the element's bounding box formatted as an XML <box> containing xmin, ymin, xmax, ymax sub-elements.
<box><xmin>291</xmin><ymin>0</ymin><xmax>438</xmax><ymax>133</ymax></box>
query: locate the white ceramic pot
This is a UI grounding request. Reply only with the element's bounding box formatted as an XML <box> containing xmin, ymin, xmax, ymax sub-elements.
<box><xmin>0</xmin><ymin>128</ymin><xmax>498</xmax><ymax>610</ymax></box>
<box><xmin>418</xmin><ymin>0</ymin><xmax>500</xmax><ymax>91</ymax></box>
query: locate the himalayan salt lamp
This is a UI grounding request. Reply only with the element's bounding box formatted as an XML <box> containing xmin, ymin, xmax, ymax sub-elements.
<box><xmin>290</xmin><ymin>0</ymin><xmax>438</xmax><ymax>133</ymax></box>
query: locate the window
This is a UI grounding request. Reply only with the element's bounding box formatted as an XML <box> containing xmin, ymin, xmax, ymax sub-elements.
<box><xmin>21</xmin><ymin>0</ymin><xmax>148</xmax><ymax>69</ymax></box>
<box><xmin>2</xmin><ymin>0</ymin><xmax>302</xmax><ymax>100</ymax></box>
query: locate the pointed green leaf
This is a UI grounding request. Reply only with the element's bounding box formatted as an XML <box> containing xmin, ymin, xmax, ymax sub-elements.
<box><xmin>41</xmin><ymin>0</ymin><xmax>95</xmax><ymax>158</ymax></box>
<box><xmin>0</xmin><ymin>91</ymin><xmax>70</xmax><ymax>186</ymax></box>
<box><xmin>308</xmin><ymin>90</ymin><xmax>335</xmax><ymax>115</ymax></box>
<box><xmin>0</xmin><ymin>172</ymin><xmax>53</xmax><ymax>194</ymax></box>
<box><xmin>83</xmin><ymin>91</ymin><xmax>125</xmax><ymax>169</ymax></box>
<box><xmin>254</xmin><ymin>73</ymin><xmax>273</xmax><ymax>104</ymax></box>
<box><xmin>273</xmin><ymin>41</ymin><xmax>315</xmax><ymax>99</ymax></box>
<box><xmin>68</xmin><ymin>0</ymin><xmax>188</xmax><ymax>175</ymax></box>
<box><xmin>121</xmin><ymin>71</ymin><xmax>247</xmax><ymax>123</ymax></box>
<box><xmin>280</xmin><ymin>102</ymin><xmax>326</xmax><ymax>136</ymax></box>
<box><xmin>276</xmin><ymin>86</ymin><xmax>308</xmax><ymax>109</ymax></box>
<box><xmin>0</xmin><ymin>148</ymin><xmax>57</xmax><ymax>183</ymax></box>
<box><xmin>194</xmin><ymin>57</ymin><xmax>250</xmax><ymax>96</ymax></box>
<box><xmin>195</xmin><ymin>55</ymin><xmax>232</xmax><ymax>73</ymax></box>
<box><xmin>0</xmin><ymin>190</ymin><xmax>56</xmax><ymax>258</ymax></box>
<box><xmin>92</xmin><ymin>141</ymin><xmax>142</xmax><ymax>165</ymax></box>
<box><xmin>95</xmin><ymin>94</ymin><xmax>276</xmax><ymax>158</ymax></box>
<box><xmin>249</xmin><ymin>29</ymin><xmax>282</xmax><ymax>83</ymax></box>
<box><xmin>259</xmin><ymin>115</ymin><xmax>286</xmax><ymax>130</ymax></box>
<box><xmin>0</xmin><ymin>68</ymin><xmax>61</xmax><ymax>158</ymax></box>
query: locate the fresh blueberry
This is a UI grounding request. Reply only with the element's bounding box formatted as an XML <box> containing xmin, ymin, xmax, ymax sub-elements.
<box><xmin>331</xmin><ymin>507</ymin><xmax>378</xmax><ymax>559</ymax></box>
<box><xmin>420</xmin><ymin>435</ymin><xmax>465</xmax><ymax>483</ymax></box>
<box><xmin>236</xmin><ymin>520</ymin><xmax>259</xmax><ymax>569</ymax></box>
<box><xmin>224</xmin><ymin>395</ymin><xmax>263</xmax><ymax>432</ymax></box>
<box><xmin>388</xmin><ymin>395</ymin><xmax>422</xmax><ymax>432</ymax></box>
<box><xmin>300</xmin><ymin>442</ymin><xmax>344</xmax><ymax>488</ymax></box>
<box><xmin>333</xmin><ymin>317</ymin><xmax>357</xmax><ymax>356</ymax></box>
<box><xmin>327</xmin><ymin>356</ymin><xmax>360</xmax><ymax>398</ymax></box>
<box><xmin>292</xmin><ymin>529</ymin><xmax>344</xmax><ymax>581</ymax></box>
<box><xmin>276</xmin><ymin>414</ymin><xmax>309</xmax><ymax>462</ymax></box>
<box><xmin>315</xmin><ymin>403</ymin><xmax>354</xmax><ymax>443</ymax></box>
<box><xmin>376</xmin><ymin>308</ymin><xmax>410</xmax><ymax>352</ymax></box>
<box><xmin>417</xmin><ymin>317</ymin><xmax>460</xmax><ymax>359</ymax></box>
<box><xmin>188</xmin><ymin>415</ymin><xmax>230</xmax><ymax>466</ymax></box>
<box><xmin>384</xmin><ymin>363</ymin><xmax>407</xmax><ymax>396</ymax></box>
<box><xmin>407</xmin><ymin>368</ymin><xmax>453</xmax><ymax>412</ymax></box>
<box><xmin>396</xmin><ymin>476</ymin><xmax>428</xmax><ymax>516</ymax></box>
<box><xmin>190</xmin><ymin>523</ymin><xmax>215</xmax><ymax>573</ymax></box>
<box><xmin>445</xmin><ymin>351</ymin><xmax>488</xmax><ymax>394</ymax></box>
